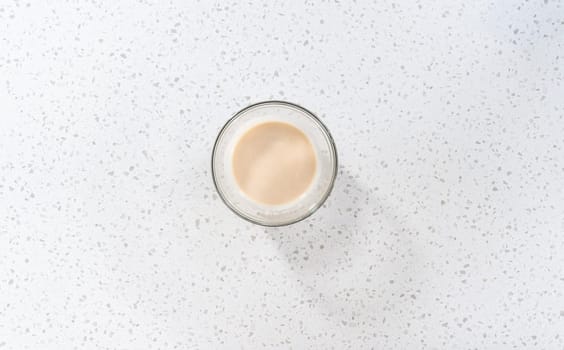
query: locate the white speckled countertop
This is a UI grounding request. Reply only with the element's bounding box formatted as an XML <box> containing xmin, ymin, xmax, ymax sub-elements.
<box><xmin>1</xmin><ymin>1</ymin><xmax>564</xmax><ymax>349</ymax></box>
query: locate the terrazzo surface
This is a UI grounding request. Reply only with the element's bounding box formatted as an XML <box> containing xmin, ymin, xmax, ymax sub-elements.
<box><xmin>2</xmin><ymin>0</ymin><xmax>564</xmax><ymax>349</ymax></box>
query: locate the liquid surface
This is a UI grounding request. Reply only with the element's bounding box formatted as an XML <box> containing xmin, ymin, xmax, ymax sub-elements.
<box><xmin>232</xmin><ymin>122</ymin><xmax>316</xmax><ymax>205</ymax></box>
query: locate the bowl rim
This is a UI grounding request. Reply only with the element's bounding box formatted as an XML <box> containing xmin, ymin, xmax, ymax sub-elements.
<box><xmin>211</xmin><ymin>100</ymin><xmax>338</xmax><ymax>227</ymax></box>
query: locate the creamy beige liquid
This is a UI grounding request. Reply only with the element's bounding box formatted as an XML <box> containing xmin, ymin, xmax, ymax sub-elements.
<box><xmin>232</xmin><ymin>122</ymin><xmax>316</xmax><ymax>205</ymax></box>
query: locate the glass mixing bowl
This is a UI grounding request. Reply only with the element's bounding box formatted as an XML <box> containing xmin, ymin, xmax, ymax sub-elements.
<box><xmin>211</xmin><ymin>101</ymin><xmax>338</xmax><ymax>226</ymax></box>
